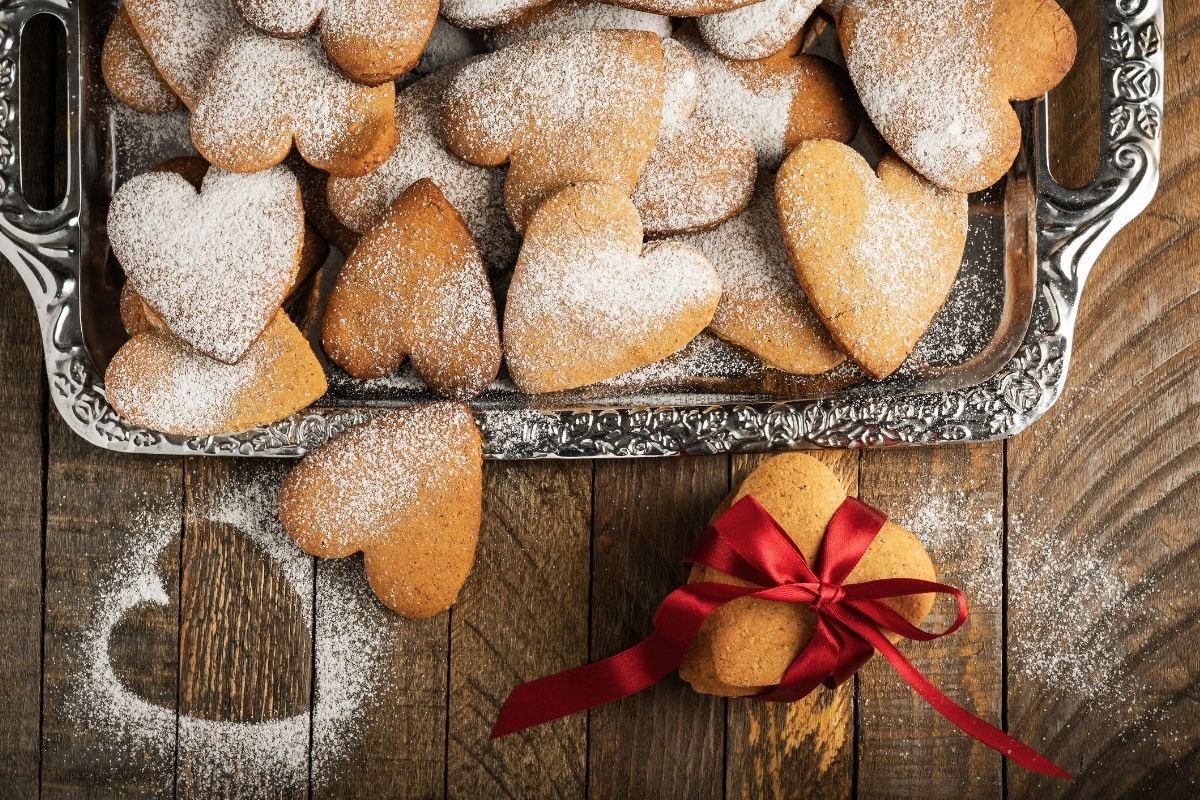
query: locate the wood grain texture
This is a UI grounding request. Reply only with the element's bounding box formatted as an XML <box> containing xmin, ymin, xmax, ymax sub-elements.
<box><xmin>858</xmin><ymin>445</ymin><xmax>1004</xmax><ymax>799</ymax></box>
<box><xmin>448</xmin><ymin>461</ymin><xmax>591</xmax><ymax>799</ymax></box>
<box><xmin>589</xmin><ymin>457</ymin><xmax>730</xmax><ymax>800</ymax></box>
<box><xmin>40</xmin><ymin>415</ymin><xmax>183</xmax><ymax>797</ymax></box>
<box><xmin>724</xmin><ymin>452</ymin><xmax>859</xmax><ymax>800</ymax></box>
<box><xmin>1006</xmin><ymin>4</ymin><xmax>1200</xmax><ymax>796</ymax></box>
<box><xmin>314</xmin><ymin>556</ymin><xmax>448</xmax><ymax>799</ymax></box>
<box><xmin>178</xmin><ymin>459</ymin><xmax>312</xmax><ymax>799</ymax></box>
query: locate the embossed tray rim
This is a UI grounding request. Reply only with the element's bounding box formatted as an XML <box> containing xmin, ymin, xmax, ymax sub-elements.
<box><xmin>0</xmin><ymin>0</ymin><xmax>1165</xmax><ymax>458</ymax></box>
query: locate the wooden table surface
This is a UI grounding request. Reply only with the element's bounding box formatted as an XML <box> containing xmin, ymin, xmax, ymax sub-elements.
<box><xmin>1</xmin><ymin>3</ymin><xmax>1197</xmax><ymax>798</ymax></box>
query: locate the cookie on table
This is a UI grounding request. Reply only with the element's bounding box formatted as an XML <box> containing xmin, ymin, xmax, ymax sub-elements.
<box><xmin>678</xmin><ymin>453</ymin><xmax>936</xmax><ymax>694</ymax></box>
<box><xmin>108</xmin><ymin>164</ymin><xmax>306</xmax><ymax>364</ymax></box>
<box><xmin>697</xmin><ymin>0</ymin><xmax>821</xmax><ymax>61</ymax></box>
<box><xmin>775</xmin><ymin>140</ymin><xmax>968</xmax><ymax>380</ymax></box>
<box><xmin>231</xmin><ymin>0</ymin><xmax>438</xmax><ymax>85</ymax></box>
<box><xmin>839</xmin><ymin>0</ymin><xmax>1076</xmax><ymax>192</ymax></box>
<box><xmin>437</xmin><ymin>29</ymin><xmax>665</xmax><ymax>231</ymax></box>
<box><xmin>327</xmin><ymin>69</ymin><xmax>516</xmax><ymax>271</ymax></box>
<box><xmin>679</xmin><ymin>27</ymin><xmax>859</xmax><ymax>170</ymax></box>
<box><xmin>489</xmin><ymin>1</ymin><xmax>672</xmax><ymax>49</ymax></box>
<box><xmin>678</xmin><ymin>179</ymin><xmax>844</xmax><ymax>375</ymax></box>
<box><xmin>102</xmin><ymin>6</ymin><xmax>181</xmax><ymax>115</ymax></box>
<box><xmin>106</xmin><ymin>311</ymin><xmax>327</xmax><ymax>436</ymax></box>
<box><xmin>633</xmin><ymin>38</ymin><xmax>757</xmax><ymax>236</ymax></box>
<box><xmin>503</xmin><ymin>182</ymin><xmax>722</xmax><ymax>394</ymax></box>
<box><xmin>192</xmin><ymin>33</ymin><xmax>397</xmax><ymax>177</ymax></box>
<box><xmin>123</xmin><ymin>0</ymin><xmax>246</xmax><ymax>109</ymax></box>
<box><xmin>278</xmin><ymin>403</ymin><xmax>484</xmax><ymax>619</ymax></box>
<box><xmin>322</xmin><ymin>180</ymin><xmax>501</xmax><ymax>399</ymax></box>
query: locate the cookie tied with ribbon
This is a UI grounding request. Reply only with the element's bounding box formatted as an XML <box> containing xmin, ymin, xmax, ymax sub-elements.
<box><xmin>492</xmin><ymin>453</ymin><xmax>1069</xmax><ymax>780</ymax></box>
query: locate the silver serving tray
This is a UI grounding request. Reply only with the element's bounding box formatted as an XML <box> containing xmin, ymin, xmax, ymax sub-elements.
<box><xmin>1</xmin><ymin>0</ymin><xmax>1164</xmax><ymax>458</ymax></box>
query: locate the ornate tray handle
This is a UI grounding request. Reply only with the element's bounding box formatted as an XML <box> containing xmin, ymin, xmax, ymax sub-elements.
<box><xmin>0</xmin><ymin>0</ymin><xmax>1165</xmax><ymax>459</ymax></box>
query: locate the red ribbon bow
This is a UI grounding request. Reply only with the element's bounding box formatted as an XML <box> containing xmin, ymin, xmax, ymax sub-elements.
<box><xmin>492</xmin><ymin>495</ymin><xmax>1070</xmax><ymax>780</ymax></box>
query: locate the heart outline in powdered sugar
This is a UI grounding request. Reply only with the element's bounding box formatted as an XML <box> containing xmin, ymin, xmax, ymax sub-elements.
<box><xmin>108</xmin><ymin>165</ymin><xmax>305</xmax><ymax>364</ymax></box>
<box><xmin>321</xmin><ymin>179</ymin><xmax>502</xmax><ymax>400</ymax></box>
<box><xmin>231</xmin><ymin>0</ymin><xmax>439</xmax><ymax>85</ymax></box>
<box><xmin>436</xmin><ymin>29</ymin><xmax>665</xmax><ymax>231</ymax></box>
<box><xmin>503</xmin><ymin>182</ymin><xmax>723</xmax><ymax>394</ymax></box>
<box><xmin>775</xmin><ymin>140</ymin><xmax>968</xmax><ymax>380</ymax></box>
<box><xmin>838</xmin><ymin>0</ymin><xmax>1076</xmax><ymax>193</ymax></box>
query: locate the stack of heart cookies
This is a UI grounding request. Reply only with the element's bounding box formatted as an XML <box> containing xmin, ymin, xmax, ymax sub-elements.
<box><xmin>101</xmin><ymin>0</ymin><xmax>1077</xmax><ymax>615</ymax></box>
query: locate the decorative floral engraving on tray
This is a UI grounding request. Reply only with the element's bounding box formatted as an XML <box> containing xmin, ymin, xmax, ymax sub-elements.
<box><xmin>0</xmin><ymin>0</ymin><xmax>1165</xmax><ymax>459</ymax></box>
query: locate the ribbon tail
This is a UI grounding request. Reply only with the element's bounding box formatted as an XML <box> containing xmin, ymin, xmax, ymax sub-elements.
<box><xmin>847</xmin><ymin>615</ymin><xmax>1071</xmax><ymax>780</ymax></box>
<box><xmin>491</xmin><ymin>630</ymin><xmax>681</xmax><ymax>738</ymax></box>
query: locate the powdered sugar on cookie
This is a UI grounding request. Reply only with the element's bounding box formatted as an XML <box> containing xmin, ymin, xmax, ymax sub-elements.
<box><xmin>489</xmin><ymin>0</ymin><xmax>672</xmax><ymax>48</ymax></box>
<box><xmin>698</xmin><ymin>0</ymin><xmax>821</xmax><ymax>61</ymax></box>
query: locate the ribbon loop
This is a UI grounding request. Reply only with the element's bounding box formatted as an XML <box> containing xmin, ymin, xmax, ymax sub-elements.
<box><xmin>492</xmin><ymin>495</ymin><xmax>1070</xmax><ymax>782</ymax></box>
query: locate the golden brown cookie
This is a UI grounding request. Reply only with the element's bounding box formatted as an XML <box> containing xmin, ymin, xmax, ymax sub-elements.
<box><xmin>286</xmin><ymin>154</ymin><xmax>361</xmax><ymax>256</ymax></box>
<box><xmin>697</xmin><ymin>0</ymin><xmax>821</xmax><ymax>61</ymax></box>
<box><xmin>678</xmin><ymin>179</ymin><xmax>844</xmax><ymax>374</ymax></box>
<box><xmin>102</xmin><ymin>6</ymin><xmax>181</xmax><ymax>114</ymax></box>
<box><xmin>678</xmin><ymin>27</ymin><xmax>858</xmax><ymax>171</ymax></box>
<box><xmin>437</xmin><ymin>29</ymin><xmax>665</xmax><ymax>231</ymax></box>
<box><xmin>839</xmin><ymin>0</ymin><xmax>1076</xmax><ymax>192</ymax></box>
<box><xmin>123</xmin><ymin>0</ymin><xmax>246</xmax><ymax>109</ymax></box>
<box><xmin>611</xmin><ymin>0</ymin><xmax>761</xmax><ymax>13</ymax></box>
<box><xmin>192</xmin><ymin>33</ymin><xmax>397</xmax><ymax>177</ymax></box>
<box><xmin>503</xmin><ymin>182</ymin><xmax>722</xmax><ymax>394</ymax></box>
<box><xmin>108</xmin><ymin>165</ymin><xmax>306</xmax><ymax>364</ymax></box>
<box><xmin>678</xmin><ymin>453</ymin><xmax>936</xmax><ymax>694</ymax></box>
<box><xmin>775</xmin><ymin>140</ymin><xmax>968</xmax><ymax>380</ymax></box>
<box><xmin>231</xmin><ymin>0</ymin><xmax>438</xmax><ymax>85</ymax></box>
<box><xmin>327</xmin><ymin>69</ymin><xmax>517</xmax><ymax>271</ymax></box>
<box><xmin>322</xmin><ymin>180</ymin><xmax>501</xmax><ymax>399</ymax></box>
<box><xmin>633</xmin><ymin>38</ymin><xmax>757</xmax><ymax>236</ymax></box>
<box><xmin>441</xmin><ymin>0</ymin><xmax>553</xmax><ymax>28</ymax></box>
<box><xmin>489</xmin><ymin>1</ymin><xmax>673</xmax><ymax>48</ymax></box>
<box><xmin>105</xmin><ymin>311</ymin><xmax>327</xmax><ymax>436</ymax></box>
<box><xmin>278</xmin><ymin>403</ymin><xmax>483</xmax><ymax>619</ymax></box>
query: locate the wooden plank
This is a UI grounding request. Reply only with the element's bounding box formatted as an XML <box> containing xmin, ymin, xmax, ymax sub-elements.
<box><xmin>1006</xmin><ymin>3</ymin><xmax>1200</xmax><ymax>795</ymax></box>
<box><xmin>312</xmin><ymin>555</ymin><xmax>448</xmax><ymax>799</ymax></box>
<box><xmin>40</xmin><ymin>415</ymin><xmax>183</xmax><ymax>797</ymax></box>
<box><xmin>724</xmin><ymin>452</ymin><xmax>859</xmax><ymax>800</ymax></box>
<box><xmin>176</xmin><ymin>459</ymin><xmax>312</xmax><ymax>799</ymax></box>
<box><xmin>857</xmin><ymin>445</ymin><xmax>1004</xmax><ymax>799</ymax></box>
<box><xmin>589</xmin><ymin>456</ymin><xmax>730</xmax><ymax>799</ymax></box>
<box><xmin>447</xmin><ymin>461</ymin><xmax>592</xmax><ymax>798</ymax></box>
<box><xmin>0</xmin><ymin>172</ymin><xmax>47</xmax><ymax>800</ymax></box>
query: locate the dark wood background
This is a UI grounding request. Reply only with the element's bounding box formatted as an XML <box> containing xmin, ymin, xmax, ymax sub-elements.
<box><xmin>2</xmin><ymin>2</ymin><xmax>1197</xmax><ymax>797</ymax></box>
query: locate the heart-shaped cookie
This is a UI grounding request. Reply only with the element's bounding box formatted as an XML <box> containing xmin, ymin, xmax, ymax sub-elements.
<box><xmin>678</xmin><ymin>453</ymin><xmax>936</xmax><ymax>694</ymax></box>
<box><xmin>192</xmin><ymin>33</ymin><xmax>398</xmax><ymax>177</ymax></box>
<box><xmin>322</xmin><ymin>180</ymin><xmax>501</xmax><ymax>399</ymax></box>
<box><xmin>504</xmin><ymin>182</ymin><xmax>723</xmax><ymax>394</ymax></box>
<box><xmin>278</xmin><ymin>403</ymin><xmax>484</xmax><ymax>619</ymax></box>
<box><xmin>679</xmin><ymin>27</ymin><xmax>859</xmax><ymax>170</ymax></box>
<box><xmin>105</xmin><ymin>311</ymin><xmax>327</xmax><ymax>436</ymax></box>
<box><xmin>697</xmin><ymin>0</ymin><xmax>821</xmax><ymax>61</ymax></box>
<box><xmin>327</xmin><ymin>69</ymin><xmax>517</xmax><ymax>272</ymax></box>
<box><xmin>108</xmin><ymin>165</ymin><xmax>305</xmax><ymax>364</ymax></box>
<box><xmin>775</xmin><ymin>140</ymin><xmax>968</xmax><ymax>380</ymax></box>
<box><xmin>124</xmin><ymin>0</ymin><xmax>247</xmax><ymax>109</ymax></box>
<box><xmin>231</xmin><ymin>0</ymin><xmax>438</xmax><ymax>85</ymax></box>
<box><xmin>633</xmin><ymin>38</ymin><xmax>757</xmax><ymax>236</ymax></box>
<box><xmin>678</xmin><ymin>179</ymin><xmax>844</xmax><ymax>375</ymax></box>
<box><xmin>490</xmin><ymin>1</ymin><xmax>672</xmax><ymax>49</ymax></box>
<box><xmin>102</xmin><ymin>6</ymin><xmax>181</xmax><ymax>115</ymax></box>
<box><xmin>839</xmin><ymin>0</ymin><xmax>1076</xmax><ymax>192</ymax></box>
<box><xmin>437</xmin><ymin>29</ymin><xmax>665</xmax><ymax>231</ymax></box>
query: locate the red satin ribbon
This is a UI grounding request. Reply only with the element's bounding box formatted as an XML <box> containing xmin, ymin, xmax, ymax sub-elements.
<box><xmin>491</xmin><ymin>495</ymin><xmax>1070</xmax><ymax>780</ymax></box>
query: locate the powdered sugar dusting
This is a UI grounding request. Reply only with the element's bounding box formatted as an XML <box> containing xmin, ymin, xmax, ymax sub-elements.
<box><xmin>65</xmin><ymin>475</ymin><xmax>400</xmax><ymax>795</ymax></box>
<box><xmin>109</xmin><ymin>167</ymin><xmax>303</xmax><ymax>363</ymax></box>
<box><xmin>124</xmin><ymin>0</ymin><xmax>247</xmax><ymax>107</ymax></box>
<box><xmin>698</xmin><ymin>0</ymin><xmax>821</xmax><ymax>61</ymax></box>
<box><xmin>442</xmin><ymin>0</ymin><xmax>548</xmax><ymax>28</ymax></box>
<box><xmin>489</xmin><ymin>0</ymin><xmax>672</xmax><ymax>48</ymax></box>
